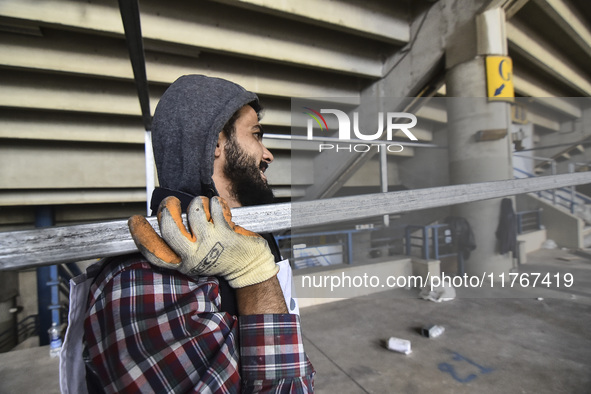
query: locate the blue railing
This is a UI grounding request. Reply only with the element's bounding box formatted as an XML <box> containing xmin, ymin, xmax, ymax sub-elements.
<box><xmin>35</xmin><ymin>205</ymin><xmax>82</xmax><ymax>346</ymax></box>
<box><xmin>404</xmin><ymin>223</ymin><xmax>464</xmax><ymax>275</ymax></box>
<box><xmin>37</xmin><ymin>262</ymin><xmax>80</xmax><ymax>346</ymax></box>
<box><xmin>516</xmin><ymin>209</ymin><xmax>542</xmax><ymax>234</ymax></box>
<box><xmin>403</xmin><ymin>211</ymin><xmax>541</xmax><ymax>276</ymax></box>
<box><xmin>276</xmin><ymin>226</ymin><xmax>402</xmax><ymax>269</ymax></box>
<box><xmin>405</xmin><ymin>224</ymin><xmax>457</xmax><ymax>261</ymax></box>
<box><xmin>514</xmin><ymin>167</ymin><xmax>591</xmax><ymax>213</ymax></box>
<box><xmin>277</xmin><ymin>229</ymin><xmax>357</xmax><ymax>268</ymax></box>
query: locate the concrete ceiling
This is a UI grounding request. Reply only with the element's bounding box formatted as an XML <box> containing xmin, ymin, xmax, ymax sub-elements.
<box><xmin>0</xmin><ymin>0</ymin><xmax>589</xmax><ymax>223</ymax></box>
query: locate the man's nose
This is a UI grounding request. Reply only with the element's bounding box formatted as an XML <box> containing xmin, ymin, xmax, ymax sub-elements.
<box><xmin>262</xmin><ymin>144</ymin><xmax>274</xmax><ymax>163</ymax></box>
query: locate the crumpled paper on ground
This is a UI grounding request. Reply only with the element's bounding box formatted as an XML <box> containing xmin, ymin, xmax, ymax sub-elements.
<box><xmin>419</xmin><ymin>282</ymin><xmax>456</xmax><ymax>302</ymax></box>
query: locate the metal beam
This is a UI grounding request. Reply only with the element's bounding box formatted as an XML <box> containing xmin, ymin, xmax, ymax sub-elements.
<box><xmin>118</xmin><ymin>0</ymin><xmax>153</xmax><ymax>214</ymax></box>
<box><xmin>118</xmin><ymin>0</ymin><xmax>151</xmax><ymax>131</ymax></box>
<box><xmin>1</xmin><ymin>172</ymin><xmax>589</xmax><ymax>270</ymax></box>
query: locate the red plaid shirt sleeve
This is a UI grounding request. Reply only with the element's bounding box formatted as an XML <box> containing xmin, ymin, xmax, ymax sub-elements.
<box><xmin>240</xmin><ymin>315</ymin><xmax>315</xmax><ymax>393</ymax></box>
<box><xmin>84</xmin><ymin>256</ymin><xmax>314</xmax><ymax>393</ymax></box>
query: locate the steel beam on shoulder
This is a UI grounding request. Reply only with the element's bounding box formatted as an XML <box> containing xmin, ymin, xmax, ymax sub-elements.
<box><xmin>1</xmin><ymin>173</ymin><xmax>590</xmax><ymax>271</ymax></box>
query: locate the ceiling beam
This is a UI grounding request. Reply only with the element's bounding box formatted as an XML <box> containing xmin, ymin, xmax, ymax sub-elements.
<box><xmin>209</xmin><ymin>0</ymin><xmax>410</xmax><ymax>44</ymax></box>
<box><xmin>507</xmin><ymin>20</ymin><xmax>591</xmax><ymax>96</ymax></box>
<box><xmin>0</xmin><ymin>72</ymin><xmax>158</xmax><ymax>116</ymax></box>
<box><xmin>0</xmin><ymin>117</ymin><xmax>144</xmax><ymax>144</ymax></box>
<box><xmin>0</xmin><ymin>189</ymin><xmax>147</xmax><ymax>206</ymax></box>
<box><xmin>416</xmin><ymin>103</ymin><xmax>448</xmax><ymax>123</ymax></box>
<box><xmin>0</xmin><ymin>71</ymin><xmax>307</xmax><ymax>128</ymax></box>
<box><xmin>504</xmin><ymin>0</ymin><xmax>531</xmax><ymax>19</ymax></box>
<box><xmin>513</xmin><ymin>73</ymin><xmax>582</xmax><ymax>118</ymax></box>
<box><xmin>0</xmin><ymin>0</ymin><xmax>383</xmax><ymax>77</ymax></box>
<box><xmin>0</xmin><ymin>29</ymin><xmax>362</xmax><ymax>100</ymax></box>
<box><xmin>527</xmin><ymin>109</ymin><xmax>561</xmax><ymax>131</ymax></box>
<box><xmin>532</xmin><ymin>0</ymin><xmax>591</xmax><ymax>58</ymax></box>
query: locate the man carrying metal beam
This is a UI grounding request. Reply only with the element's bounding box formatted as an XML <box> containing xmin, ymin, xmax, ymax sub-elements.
<box><xmin>60</xmin><ymin>75</ymin><xmax>314</xmax><ymax>393</ymax></box>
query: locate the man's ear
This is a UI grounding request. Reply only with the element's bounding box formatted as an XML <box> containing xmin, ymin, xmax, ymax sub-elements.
<box><xmin>214</xmin><ymin>132</ymin><xmax>226</xmax><ymax>158</ymax></box>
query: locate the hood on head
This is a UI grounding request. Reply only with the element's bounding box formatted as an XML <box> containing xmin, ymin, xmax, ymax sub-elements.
<box><xmin>151</xmin><ymin>74</ymin><xmax>259</xmax><ymax>198</ymax></box>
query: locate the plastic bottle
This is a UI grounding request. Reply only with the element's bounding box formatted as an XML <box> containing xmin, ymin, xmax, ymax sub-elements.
<box><xmin>429</xmin><ymin>325</ymin><xmax>445</xmax><ymax>338</ymax></box>
<box><xmin>421</xmin><ymin>324</ymin><xmax>445</xmax><ymax>338</ymax></box>
<box><xmin>48</xmin><ymin>322</ymin><xmax>62</xmax><ymax>358</ymax></box>
<box><xmin>387</xmin><ymin>337</ymin><xmax>412</xmax><ymax>355</ymax></box>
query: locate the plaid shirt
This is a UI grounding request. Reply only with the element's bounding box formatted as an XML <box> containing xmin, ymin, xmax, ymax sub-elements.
<box><xmin>84</xmin><ymin>255</ymin><xmax>314</xmax><ymax>393</ymax></box>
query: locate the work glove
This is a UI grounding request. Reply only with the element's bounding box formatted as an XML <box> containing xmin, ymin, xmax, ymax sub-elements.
<box><xmin>128</xmin><ymin>196</ymin><xmax>279</xmax><ymax>288</ymax></box>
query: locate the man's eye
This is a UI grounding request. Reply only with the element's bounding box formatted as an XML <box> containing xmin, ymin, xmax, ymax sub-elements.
<box><xmin>254</xmin><ymin>132</ymin><xmax>263</xmax><ymax>141</ymax></box>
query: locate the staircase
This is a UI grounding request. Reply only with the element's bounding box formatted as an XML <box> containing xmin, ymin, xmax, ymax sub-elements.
<box><xmin>514</xmin><ymin>168</ymin><xmax>591</xmax><ymax>215</ymax></box>
<box><xmin>514</xmin><ymin>167</ymin><xmax>591</xmax><ymax>248</ymax></box>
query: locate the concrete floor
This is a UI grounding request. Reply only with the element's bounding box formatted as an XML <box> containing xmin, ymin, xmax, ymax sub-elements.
<box><xmin>0</xmin><ymin>248</ymin><xmax>589</xmax><ymax>393</ymax></box>
<box><xmin>0</xmin><ymin>344</ymin><xmax>60</xmax><ymax>394</ymax></box>
<box><xmin>301</xmin><ymin>248</ymin><xmax>591</xmax><ymax>393</ymax></box>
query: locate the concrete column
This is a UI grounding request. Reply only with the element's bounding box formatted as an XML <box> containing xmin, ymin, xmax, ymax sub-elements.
<box><xmin>446</xmin><ymin>7</ymin><xmax>514</xmax><ymax>277</ymax></box>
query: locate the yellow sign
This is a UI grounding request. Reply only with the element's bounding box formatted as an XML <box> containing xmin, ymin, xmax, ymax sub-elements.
<box><xmin>485</xmin><ymin>56</ymin><xmax>514</xmax><ymax>101</ymax></box>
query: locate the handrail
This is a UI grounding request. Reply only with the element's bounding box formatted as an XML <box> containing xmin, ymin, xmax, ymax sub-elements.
<box><xmin>1</xmin><ymin>173</ymin><xmax>590</xmax><ymax>271</ymax></box>
<box><xmin>515</xmin><ymin>209</ymin><xmax>542</xmax><ymax>234</ymax></box>
<box><xmin>0</xmin><ymin>315</ymin><xmax>39</xmax><ymax>350</ymax></box>
<box><xmin>276</xmin><ymin>226</ymin><xmax>389</xmax><ymax>267</ymax></box>
<box><xmin>405</xmin><ymin>224</ymin><xmax>456</xmax><ymax>261</ymax></box>
<box><xmin>514</xmin><ymin>167</ymin><xmax>591</xmax><ymax>205</ymax></box>
<box><xmin>512</xmin><ymin>167</ymin><xmax>538</xmax><ymax>177</ymax></box>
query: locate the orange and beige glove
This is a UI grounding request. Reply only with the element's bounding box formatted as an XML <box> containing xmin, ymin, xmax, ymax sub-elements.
<box><xmin>128</xmin><ymin>196</ymin><xmax>279</xmax><ymax>288</ymax></box>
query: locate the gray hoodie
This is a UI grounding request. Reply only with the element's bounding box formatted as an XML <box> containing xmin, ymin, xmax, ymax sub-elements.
<box><xmin>150</xmin><ymin>74</ymin><xmax>259</xmax><ymax>211</ymax></box>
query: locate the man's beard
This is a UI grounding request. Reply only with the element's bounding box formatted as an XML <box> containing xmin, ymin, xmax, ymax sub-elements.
<box><xmin>223</xmin><ymin>137</ymin><xmax>275</xmax><ymax>207</ymax></box>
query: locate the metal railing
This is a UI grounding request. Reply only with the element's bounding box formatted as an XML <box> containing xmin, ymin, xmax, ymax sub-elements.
<box><xmin>403</xmin><ymin>209</ymin><xmax>542</xmax><ymax>275</ymax></box>
<box><xmin>514</xmin><ymin>167</ymin><xmax>591</xmax><ymax>214</ymax></box>
<box><xmin>37</xmin><ymin>262</ymin><xmax>79</xmax><ymax>346</ymax></box>
<box><xmin>0</xmin><ymin>314</ymin><xmax>39</xmax><ymax>352</ymax></box>
<box><xmin>276</xmin><ymin>227</ymin><xmax>393</xmax><ymax>269</ymax></box>
<box><xmin>516</xmin><ymin>209</ymin><xmax>543</xmax><ymax>234</ymax></box>
<box><xmin>404</xmin><ymin>223</ymin><xmax>464</xmax><ymax>275</ymax></box>
<box><xmin>405</xmin><ymin>224</ymin><xmax>456</xmax><ymax>261</ymax></box>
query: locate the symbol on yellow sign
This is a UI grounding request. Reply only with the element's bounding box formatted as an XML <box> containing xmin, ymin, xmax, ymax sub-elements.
<box><xmin>486</xmin><ymin>56</ymin><xmax>514</xmax><ymax>102</ymax></box>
